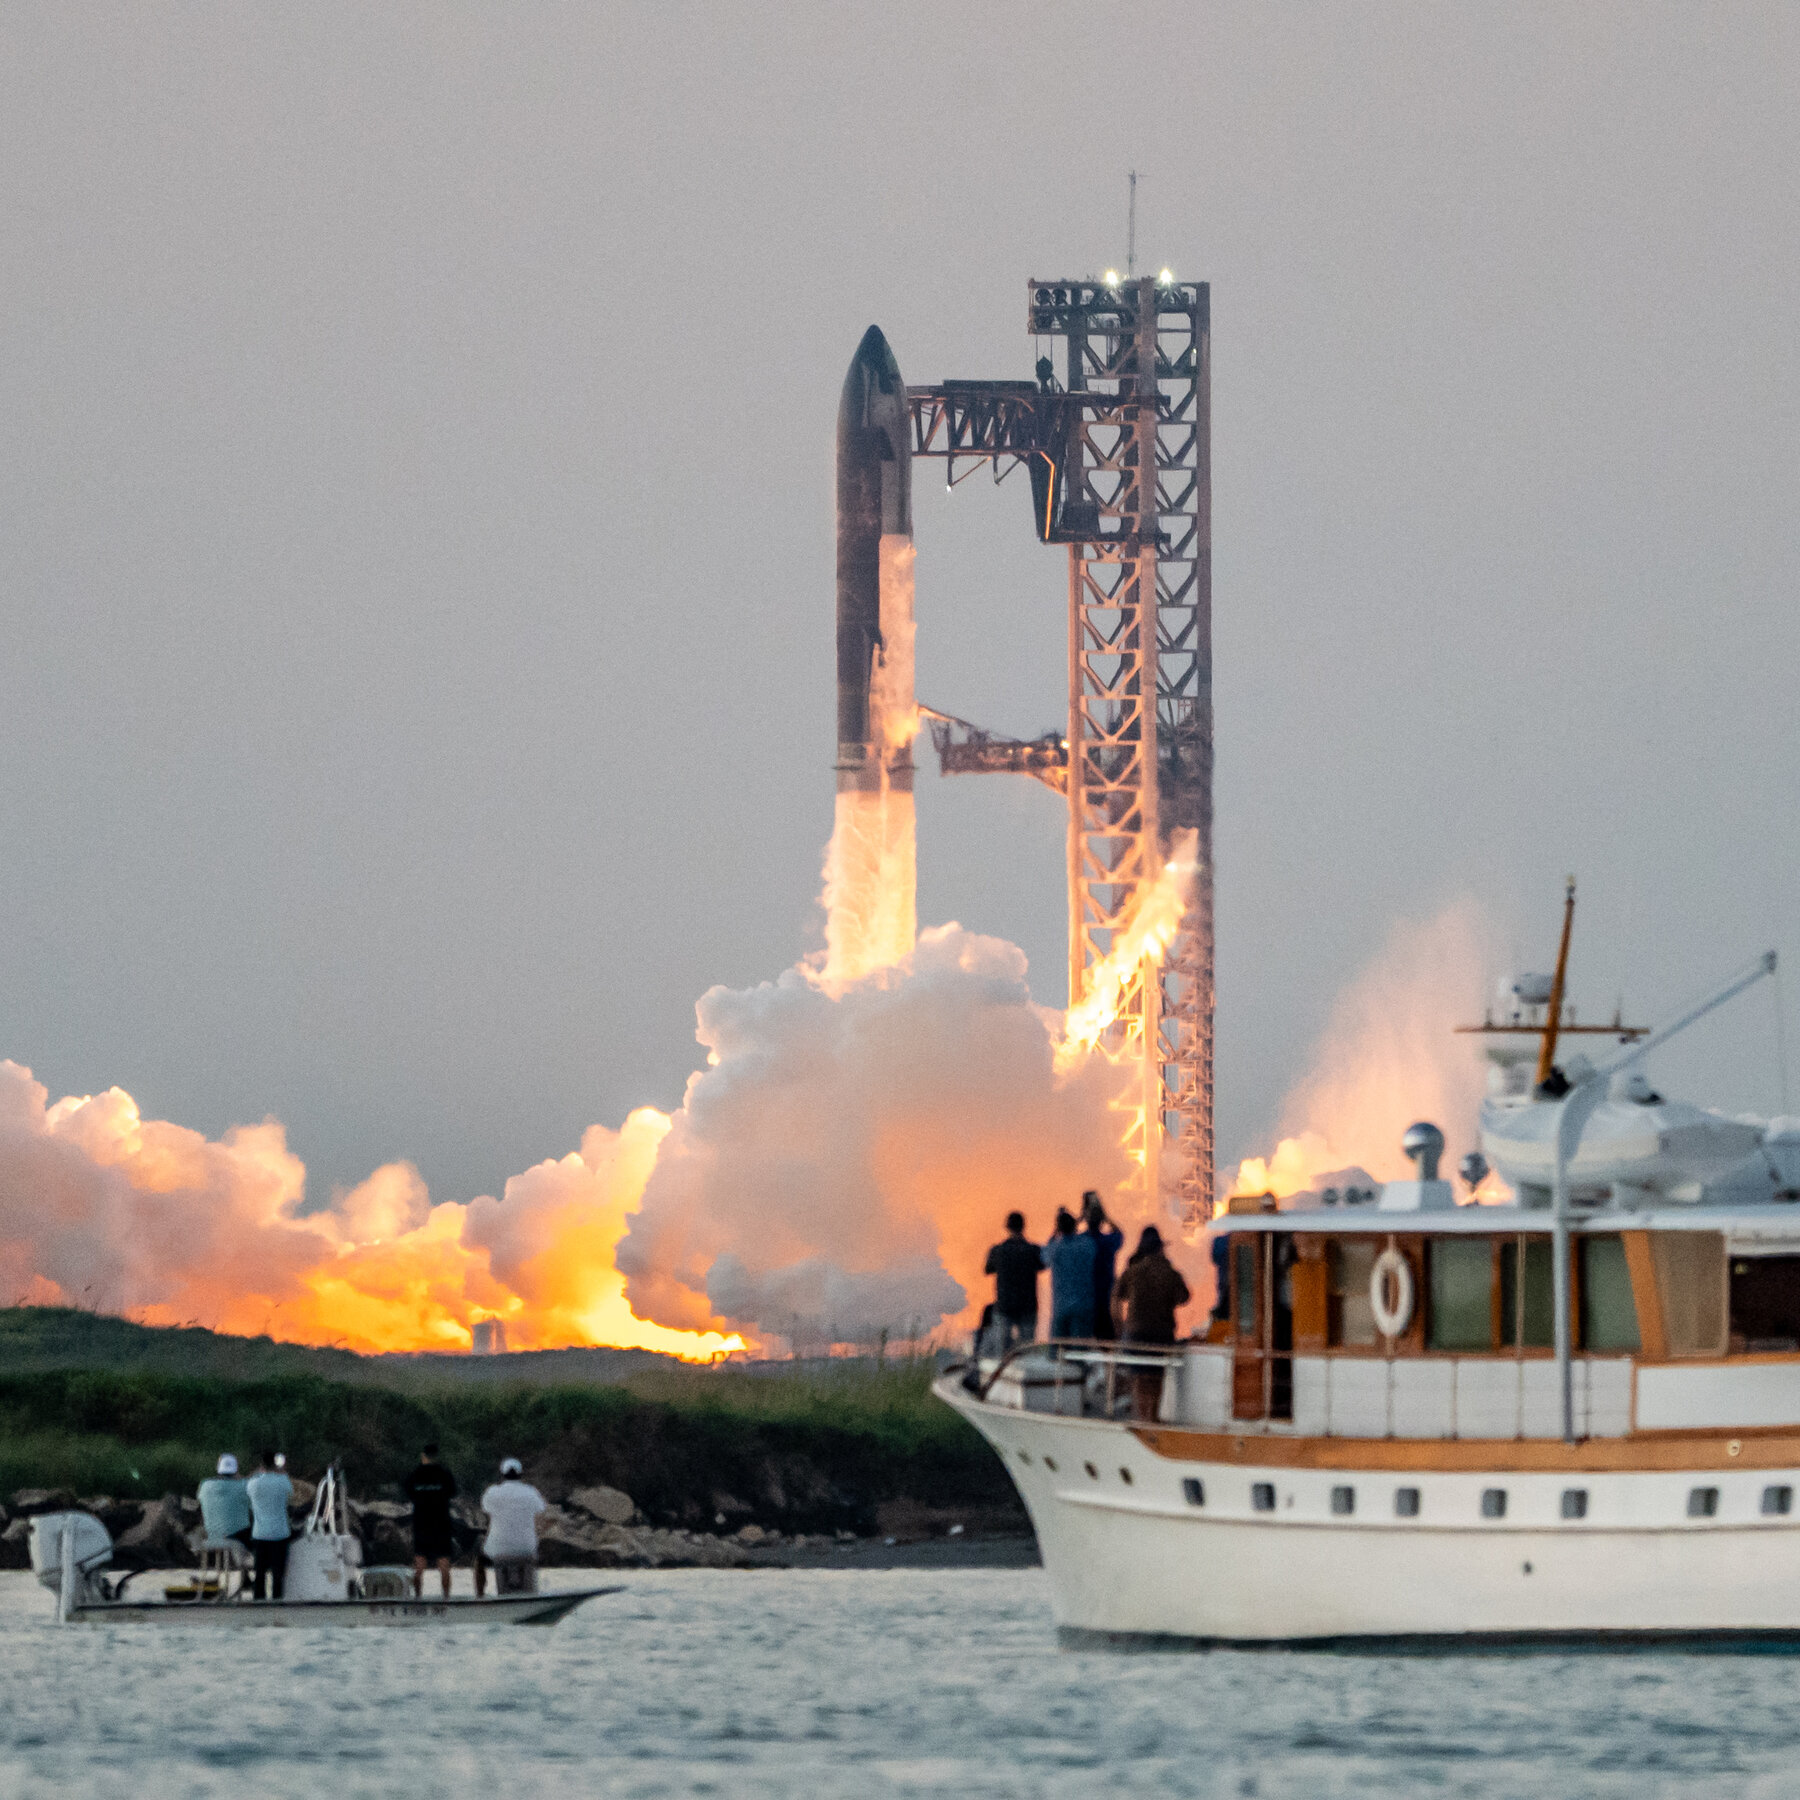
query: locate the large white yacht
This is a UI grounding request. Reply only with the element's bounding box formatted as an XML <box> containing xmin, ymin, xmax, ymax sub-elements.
<box><xmin>938</xmin><ymin>906</ymin><xmax>1800</xmax><ymax>1645</ymax></box>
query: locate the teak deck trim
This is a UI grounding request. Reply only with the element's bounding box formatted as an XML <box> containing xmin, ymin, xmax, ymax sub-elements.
<box><xmin>1129</xmin><ymin>1426</ymin><xmax>1800</xmax><ymax>1473</ymax></box>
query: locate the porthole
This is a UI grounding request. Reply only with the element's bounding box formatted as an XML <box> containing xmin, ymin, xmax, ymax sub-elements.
<box><xmin>1763</xmin><ymin>1485</ymin><xmax>1793</xmax><ymax>1517</ymax></box>
<box><xmin>1043</xmin><ymin>1456</ymin><xmax>1057</xmax><ymax>1473</ymax></box>
<box><xmin>1182</xmin><ymin>1478</ymin><xmax>1205</xmax><ymax>1507</ymax></box>
<box><xmin>1330</xmin><ymin>1485</ymin><xmax>1355</xmax><ymax>1517</ymax></box>
<box><xmin>1118</xmin><ymin>1467</ymin><xmax>1133</xmax><ymax>1485</ymax></box>
<box><xmin>1561</xmin><ymin>1488</ymin><xmax>1588</xmax><ymax>1520</ymax></box>
<box><xmin>1481</xmin><ymin>1488</ymin><xmax>1507</xmax><ymax>1520</ymax></box>
<box><xmin>1688</xmin><ymin>1486</ymin><xmax>1719</xmax><ymax>1519</ymax></box>
<box><xmin>1394</xmin><ymin>1487</ymin><xmax>1421</xmax><ymax>1519</ymax></box>
<box><xmin>1084</xmin><ymin>1462</ymin><xmax>1098</xmax><ymax>1480</ymax></box>
<box><xmin>1251</xmin><ymin>1482</ymin><xmax>1276</xmax><ymax>1513</ymax></box>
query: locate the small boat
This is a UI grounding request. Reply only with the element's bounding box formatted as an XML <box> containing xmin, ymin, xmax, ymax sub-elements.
<box><xmin>31</xmin><ymin>1465</ymin><xmax>618</xmax><ymax>1627</ymax></box>
<box><xmin>940</xmin><ymin>898</ymin><xmax>1800</xmax><ymax>1646</ymax></box>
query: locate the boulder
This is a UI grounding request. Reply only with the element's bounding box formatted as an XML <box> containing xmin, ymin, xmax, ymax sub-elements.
<box><xmin>0</xmin><ymin>1518</ymin><xmax>30</xmax><ymax>1570</ymax></box>
<box><xmin>567</xmin><ymin>1485</ymin><xmax>636</xmax><ymax>1527</ymax></box>
<box><xmin>7</xmin><ymin>1489</ymin><xmax>76</xmax><ymax>1518</ymax></box>
<box><xmin>349</xmin><ymin>1500</ymin><xmax>412</xmax><ymax>1566</ymax></box>
<box><xmin>734</xmin><ymin>1523</ymin><xmax>768</xmax><ymax>1546</ymax></box>
<box><xmin>115</xmin><ymin>1497</ymin><xmax>198</xmax><ymax>1569</ymax></box>
<box><xmin>535</xmin><ymin>1506</ymin><xmax>614</xmax><ymax>1568</ymax></box>
<box><xmin>80</xmin><ymin>1498</ymin><xmax>145</xmax><ymax>1538</ymax></box>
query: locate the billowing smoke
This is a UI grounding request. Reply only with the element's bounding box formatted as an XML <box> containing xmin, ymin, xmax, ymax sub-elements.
<box><xmin>615</xmin><ymin>925</ymin><xmax>1135</xmax><ymax>1346</ymax></box>
<box><xmin>1230</xmin><ymin>900</ymin><xmax>1496</xmax><ymax>1198</ymax></box>
<box><xmin>0</xmin><ymin>1058</ymin><xmax>739</xmax><ymax>1356</ymax></box>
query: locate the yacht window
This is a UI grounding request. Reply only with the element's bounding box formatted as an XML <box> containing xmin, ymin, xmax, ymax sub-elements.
<box><xmin>1017</xmin><ymin>1450</ymin><xmax>1031</xmax><ymax>1464</ymax></box>
<box><xmin>1481</xmin><ymin>1488</ymin><xmax>1507</xmax><ymax>1519</ymax></box>
<box><xmin>1729</xmin><ymin>1255</ymin><xmax>1800</xmax><ymax>1352</ymax></box>
<box><xmin>1394</xmin><ymin>1487</ymin><xmax>1421</xmax><ymax>1518</ymax></box>
<box><xmin>1761</xmin><ymin>1485</ymin><xmax>1792</xmax><ymax>1516</ymax></box>
<box><xmin>1118</xmin><ymin>1468</ymin><xmax>1133</xmax><ymax>1485</ymax></box>
<box><xmin>1687</xmin><ymin>1486</ymin><xmax>1719</xmax><ymax>1518</ymax></box>
<box><xmin>1084</xmin><ymin>1462</ymin><xmax>1098</xmax><ymax>1480</ymax></box>
<box><xmin>1500</xmin><ymin>1239</ymin><xmax>1554</xmax><ymax>1349</ymax></box>
<box><xmin>1251</xmin><ymin>1483</ymin><xmax>1276</xmax><ymax>1513</ymax></box>
<box><xmin>1579</xmin><ymin>1236</ymin><xmax>1641</xmax><ymax>1352</ymax></box>
<box><xmin>1043</xmin><ymin>1457</ymin><xmax>1057</xmax><ymax>1473</ymax></box>
<box><xmin>1182</xmin><ymin>1478</ymin><xmax>1205</xmax><ymax>1507</ymax></box>
<box><xmin>1330</xmin><ymin>1485</ymin><xmax>1355</xmax><ymax>1516</ymax></box>
<box><xmin>1233</xmin><ymin>1240</ymin><xmax>1258</xmax><ymax>1334</ymax></box>
<box><xmin>1648</xmin><ymin>1233</ymin><xmax>1727</xmax><ymax>1357</ymax></box>
<box><xmin>1561</xmin><ymin>1488</ymin><xmax>1588</xmax><ymax>1520</ymax></box>
<box><xmin>1327</xmin><ymin>1238</ymin><xmax>1378</xmax><ymax>1347</ymax></box>
<box><xmin>1428</xmin><ymin>1237</ymin><xmax>1494</xmax><ymax>1351</ymax></box>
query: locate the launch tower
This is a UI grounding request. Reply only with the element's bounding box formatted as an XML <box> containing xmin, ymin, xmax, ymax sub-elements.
<box><xmin>909</xmin><ymin>276</ymin><xmax>1213</xmax><ymax>1226</ymax></box>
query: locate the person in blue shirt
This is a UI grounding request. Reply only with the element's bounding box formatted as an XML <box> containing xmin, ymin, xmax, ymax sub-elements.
<box><xmin>1043</xmin><ymin>1207</ymin><xmax>1097</xmax><ymax>1340</ymax></box>
<box><xmin>244</xmin><ymin>1448</ymin><xmax>294</xmax><ymax>1600</ymax></box>
<box><xmin>1081</xmin><ymin>1191</ymin><xmax>1126</xmax><ymax>1342</ymax></box>
<box><xmin>196</xmin><ymin>1453</ymin><xmax>252</xmax><ymax>1550</ymax></box>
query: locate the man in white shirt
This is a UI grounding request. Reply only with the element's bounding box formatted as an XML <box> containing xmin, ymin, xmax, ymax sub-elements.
<box><xmin>478</xmin><ymin>1457</ymin><xmax>547</xmax><ymax>1597</ymax></box>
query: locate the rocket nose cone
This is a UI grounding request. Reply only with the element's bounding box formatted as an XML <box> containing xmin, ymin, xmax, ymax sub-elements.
<box><xmin>848</xmin><ymin>324</ymin><xmax>903</xmax><ymax>396</ymax></box>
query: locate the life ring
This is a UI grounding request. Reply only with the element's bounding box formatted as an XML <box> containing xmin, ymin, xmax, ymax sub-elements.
<box><xmin>1370</xmin><ymin>1247</ymin><xmax>1415</xmax><ymax>1339</ymax></box>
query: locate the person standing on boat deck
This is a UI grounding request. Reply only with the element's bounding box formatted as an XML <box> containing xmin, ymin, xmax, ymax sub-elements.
<box><xmin>480</xmin><ymin>1458</ymin><xmax>547</xmax><ymax>1596</ymax></box>
<box><xmin>401</xmin><ymin>1443</ymin><xmax>459</xmax><ymax>1598</ymax></box>
<box><xmin>983</xmin><ymin>1212</ymin><xmax>1043</xmax><ymax>1353</ymax></box>
<box><xmin>197</xmin><ymin>1453</ymin><xmax>252</xmax><ymax>1554</ymax></box>
<box><xmin>1043</xmin><ymin>1208</ymin><xmax>1098</xmax><ymax>1340</ymax></box>
<box><xmin>1081</xmin><ymin>1192</ymin><xmax>1125</xmax><ymax>1341</ymax></box>
<box><xmin>1113</xmin><ymin>1226</ymin><xmax>1192</xmax><ymax>1419</ymax></box>
<box><xmin>244</xmin><ymin>1449</ymin><xmax>293</xmax><ymax>1600</ymax></box>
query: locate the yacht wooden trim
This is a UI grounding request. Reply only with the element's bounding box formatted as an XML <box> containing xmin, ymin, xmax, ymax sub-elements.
<box><xmin>1130</xmin><ymin>1425</ymin><xmax>1800</xmax><ymax>1473</ymax></box>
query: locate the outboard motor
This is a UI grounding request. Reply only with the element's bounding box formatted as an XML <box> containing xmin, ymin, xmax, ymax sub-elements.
<box><xmin>28</xmin><ymin>1512</ymin><xmax>113</xmax><ymax>1621</ymax></box>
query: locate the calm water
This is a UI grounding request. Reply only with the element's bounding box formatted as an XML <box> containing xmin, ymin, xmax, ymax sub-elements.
<box><xmin>5</xmin><ymin>1567</ymin><xmax>1800</xmax><ymax>1798</ymax></box>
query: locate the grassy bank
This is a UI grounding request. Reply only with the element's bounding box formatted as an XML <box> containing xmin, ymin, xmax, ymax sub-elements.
<box><xmin>0</xmin><ymin>1310</ymin><xmax>1016</xmax><ymax>1535</ymax></box>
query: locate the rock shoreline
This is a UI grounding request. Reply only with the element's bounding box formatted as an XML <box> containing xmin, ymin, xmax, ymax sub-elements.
<box><xmin>0</xmin><ymin>1483</ymin><xmax>1021</xmax><ymax>1573</ymax></box>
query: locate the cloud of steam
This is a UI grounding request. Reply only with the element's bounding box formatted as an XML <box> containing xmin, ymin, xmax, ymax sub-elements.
<box><xmin>1231</xmin><ymin>900</ymin><xmax>1497</xmax><ymax>1198</ymax></box>
<box><xmin>615</xmin><ymin>924</ymin><xmax>1138</xmax><ymax>1346</ymax></box>
<box><xmin>0</xmin><ymin>1058</ymin><xmax>738</xmax><ymax>1356</ymax></box>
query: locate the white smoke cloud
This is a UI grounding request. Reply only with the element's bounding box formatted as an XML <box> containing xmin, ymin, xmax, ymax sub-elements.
<box><xmin>616</xmin><ymin>923</ymin><xmax>1137</xmax><ymax>1344</ymax></box>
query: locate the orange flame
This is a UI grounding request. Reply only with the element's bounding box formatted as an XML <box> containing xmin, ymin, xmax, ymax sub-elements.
<box><xmin>1056</xmin><ymin>830</ymin><xmax>1200</xmax><ymax>1073</ymax></box>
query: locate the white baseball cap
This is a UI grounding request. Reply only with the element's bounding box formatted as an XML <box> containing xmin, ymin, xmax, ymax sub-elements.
<box><xmin>500</xmin><ymin>1457</ymin><xmax>523</xmax><ymax>1477</ymax></box>
<box><xmin>216</xmin><ymin>1454</ymin><xmax>238</xmax><ymax>1476</ymax></box>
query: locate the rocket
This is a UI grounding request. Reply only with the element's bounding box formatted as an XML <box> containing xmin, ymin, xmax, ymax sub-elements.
<box><xmin>836</xmin><ymin>324</ymin><xmax>914</xmax><ymax>797</ymax></box>
<box><xmin>824</xmin><ymin>325</ymin><xmax>917</xmax><ymax>986</ymax></box>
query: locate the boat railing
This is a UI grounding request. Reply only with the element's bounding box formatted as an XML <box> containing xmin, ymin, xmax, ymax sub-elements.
<box><xmin>955</xmin><ymin>1338</ymin><xmax>1189</xmax><ymax>1419</ymax></box>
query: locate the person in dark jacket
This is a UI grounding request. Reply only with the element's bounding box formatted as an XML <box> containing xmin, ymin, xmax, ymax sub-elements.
<box><xmin>1113</xmin><ymin>1226</ymin><xmax>1193</xmax><ymax>1418</ymax></box>
<box><xmin>1043</xmin><ymin>1208</ymin><xmax>1098</xmax><ymax>1340</ymax></box>
<box><xmin>401</xmin><ymin>1442</ymin><xmax>460</xmax><ymax>1598</ymax></box>
<box><xmin>1081</xmin><ymin>1191</ymin><xmax>1125</xmax><ymax>1341</ymax></box>
<box><xmin>983</xmin><ymin>1213</ymin><xmax>1043</xmax><ymax>1353</ymax></box>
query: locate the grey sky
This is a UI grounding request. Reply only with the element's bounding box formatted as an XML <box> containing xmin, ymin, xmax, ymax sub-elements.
<box><xmin>2</xmin><ymin>3</ymin><xmax>1795</xmax><ymax>1207</ymax></box>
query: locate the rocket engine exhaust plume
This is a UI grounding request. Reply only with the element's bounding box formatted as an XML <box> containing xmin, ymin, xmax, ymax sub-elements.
<box><xmin>825</xmin><ymin>325</ymin><xmax>918</xmax><ymax>991</ymax></box>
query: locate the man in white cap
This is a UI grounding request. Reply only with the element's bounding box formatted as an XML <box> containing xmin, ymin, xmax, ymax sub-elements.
<box><xmin>479</xmin><ymin>1457</ymin><xmax>546</xmax><ymax>1596</ymax></box>
<box><xmin>196</xmin><ymin>1453</ymin><xmax>252</xmax><ymax>1552</ymax></box>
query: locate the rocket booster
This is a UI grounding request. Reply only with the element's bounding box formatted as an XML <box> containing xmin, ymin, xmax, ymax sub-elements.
<box><xmin>836</xmin><ymin>324</ymin><xmax>913</xmax><ymax>795</ymax></box>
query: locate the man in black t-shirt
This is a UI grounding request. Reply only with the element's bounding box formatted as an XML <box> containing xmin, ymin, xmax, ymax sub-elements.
<box><xmin>401</xmin><ymin>1443</ymin><xmax>459</xmax><ymax>1598</ymax></box>
<box><xmin>983</xmin><ymin>1212</ymin><xmax>1044</xmax><ymax>1355</ymax></box>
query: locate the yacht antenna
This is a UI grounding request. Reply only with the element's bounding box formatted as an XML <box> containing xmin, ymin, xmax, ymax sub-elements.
<box><xmin>1536</xmin><ymin>876</ymin><xmax>1576</xmax><ymax>1086</ymax></box>
<box><xmin>1127</xmin><ymin>170</ymin><xmax>1137</xmax><ymax>278</ymax></box>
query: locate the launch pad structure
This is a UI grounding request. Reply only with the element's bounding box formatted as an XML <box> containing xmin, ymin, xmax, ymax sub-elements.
<box><xmin>908</xmin><ymin>277</ymin><xmax>1213</xmax><ymax>1228</ymax></box>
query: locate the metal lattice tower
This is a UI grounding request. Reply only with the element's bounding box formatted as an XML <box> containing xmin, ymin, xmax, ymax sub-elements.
<box><xmin>909</xmin><ymin>276</ymin><xmax>1214</xmax><ymax>1226</ymax></box>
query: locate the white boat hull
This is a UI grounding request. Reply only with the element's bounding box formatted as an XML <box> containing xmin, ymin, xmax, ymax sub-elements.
<box><xmin>66</xmin><ymin>1588</ymin><xmax>617</xmax><ymax>1627</ymax></box>
<box><xmin>938</xmin><ymin>1375</ymin><xmax>1800</xmax><ymax>1645</ymax></box>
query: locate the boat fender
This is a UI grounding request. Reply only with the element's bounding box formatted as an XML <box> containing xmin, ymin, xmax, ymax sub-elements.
<box><xmin>1370</xmin><ymin>1247</ymin><xmax>1414</xmax><ymax>1339</ymax></box>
